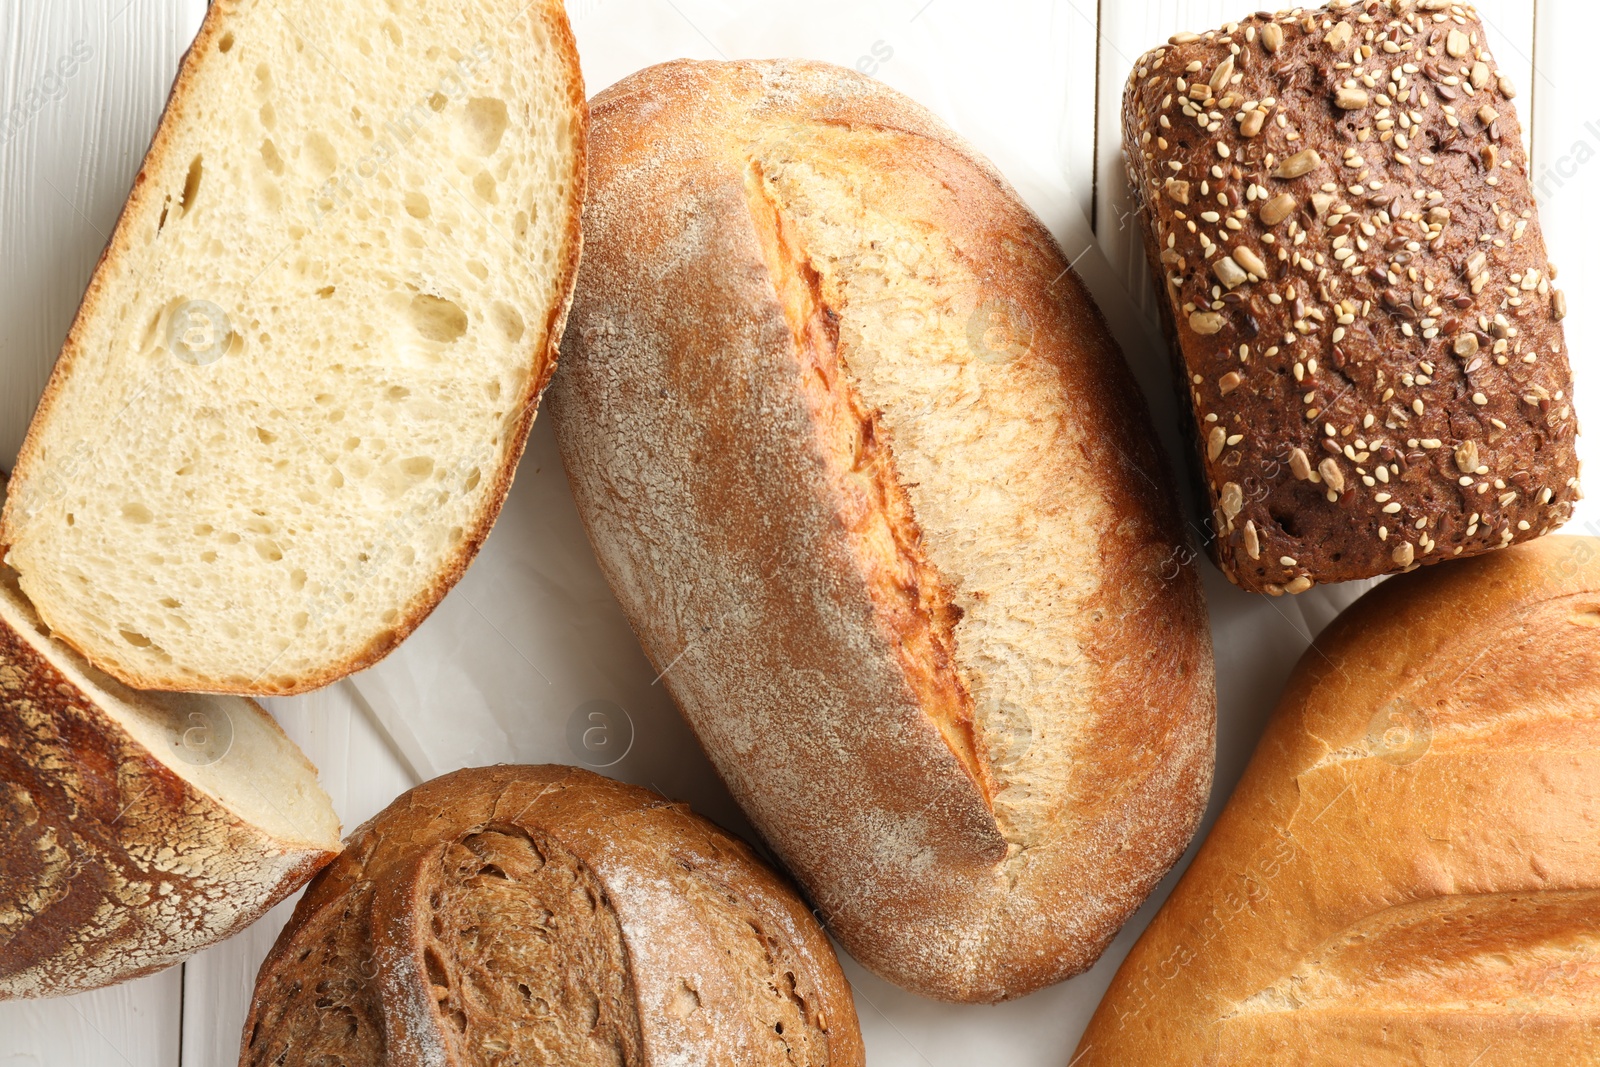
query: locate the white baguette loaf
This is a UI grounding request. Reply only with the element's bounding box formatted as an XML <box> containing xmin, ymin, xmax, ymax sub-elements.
<box><xmin>0</xmin><ymin>561</ymin><xmax>340</xmax><ymax>998</ymax></box>
<box><xmin>551</xmin><ymin>59</ymin><xmax>1216</xmax><ymax>1002</ymax></box>
<box><xmin>1076</xmin><ymin>536</ymin><xmax>1600</xmax><ymax>1064</ymax></box>
<box><xmin>0</xmin><ymin>0</ymin><xmax>586</xmax><ymax>694</ymax></box>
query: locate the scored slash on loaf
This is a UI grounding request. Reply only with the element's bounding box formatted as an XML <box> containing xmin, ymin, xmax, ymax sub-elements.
<box><xmin>1121</xmin><ymin>0</ymin><xmax>1580</xmax><ymax>596</ymax></box>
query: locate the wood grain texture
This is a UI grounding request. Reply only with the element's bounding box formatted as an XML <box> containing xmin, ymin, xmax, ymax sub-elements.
<box><xmin>1062</xmin><ymin>0</ymin><xmax>1103</xmax><ymax>231</ymax></box>
<box><xmin>1530</xmin><ymin>0</ymin><xmax>1600</xmax><ymax>540</ymax></box>
<box><xmin>0</xmin><ymin>968</ymin><xmax>181</xmax><ymax>1067</ymax></box>
<box><xmin>0</xmin><ymin>0</ymin><xmax>209</xmax><ymax>468</ymax></box>
<box><xmin>0</xmin><ymin>6</ymin><xmax>206</xmax><ymax>1061</ymax></box>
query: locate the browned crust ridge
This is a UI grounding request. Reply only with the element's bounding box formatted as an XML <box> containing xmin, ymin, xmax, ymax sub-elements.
<box><xmin>1078</xmin><ymin>535</ymin><xmax>1600</xmax><ymax>1065</ymax></box>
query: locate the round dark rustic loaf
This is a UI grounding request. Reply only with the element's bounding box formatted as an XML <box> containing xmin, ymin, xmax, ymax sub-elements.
<box><xmin>239</xmin><ymin>765</ymin><xmax>863</xmax><ymax>1067</ymax></box>
<box><xmin>1121</xmin><ymin>0</ymin><xmax>1580</xmax><ymax>596</ymax></box>
<box><xmin>550</xmin><ymin>59</ymin><xmax>1215</xmax><ymax>1002</ymax></box>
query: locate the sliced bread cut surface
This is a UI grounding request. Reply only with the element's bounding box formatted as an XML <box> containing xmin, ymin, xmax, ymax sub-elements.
<box><xmin>0</xmin><ymin>0</ymin><xmax>586</xmax><ymax>693</ymax></box>
<box><xmin>0</xmin><ymin>564</ymin><xmax>341</xmax><ymax>999</ymax></box>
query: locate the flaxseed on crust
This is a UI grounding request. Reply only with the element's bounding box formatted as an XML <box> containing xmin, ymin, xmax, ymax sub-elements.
<box><xmin>1122</xmin><ymin>0</ymin><xmax>1581</xmax><ymax>595</ymax></box>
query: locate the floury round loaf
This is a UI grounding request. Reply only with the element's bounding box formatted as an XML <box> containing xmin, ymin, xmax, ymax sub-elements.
<box><xmin>549</xmin><ymin>59</ymin><xmax>1216</xmax><ymax>1002</ymax></box>
<box><xmin>241</xmin><ymin>766</ymin><xmax>864</xmax><ymax>1067</ymax></box>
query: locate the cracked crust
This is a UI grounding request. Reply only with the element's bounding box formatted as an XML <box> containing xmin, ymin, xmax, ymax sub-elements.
<box><xmin>549</xmin><ymin>59</ymin><xmax>1215</xmax><ymax>1002</ymax></box>
<box><xmin>0</xmin><ymin>568</ymin><xmax>339</xmax><ymax>999</ymax></box>
<box><xmin>1077</xmin><ymin>535</ymin><xmax>1600</xmax><ymax>1064</ymax></box>
<box><xmin>1121</xmin><ymin>0</ymin><xmax>1580</xmax><ymax>596</ymax></box>
<box><xmin>240</xmin><ymin>766</ymin><xmax>863</xmax><ymax>1067</ymax></box>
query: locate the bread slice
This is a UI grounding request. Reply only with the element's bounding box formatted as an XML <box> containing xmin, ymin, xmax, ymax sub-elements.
<box><xmin>1076</xmin><ymin>536</ymin><xmax>1600</xmax><ymax>1064</ymax></box>
<box><xmin>0</xmin><ymin>0</ymin><xmax>586</xmax><ymax>694</ymax></box>
<box><xmin>241</xmin><ymin>766</ymin><xmax>864</xmax><ymax>1067</ymax></box>
<box><xmin>0</xmin><ymin>561</ymin><xmax>341</xmax><ymax>998</ymax></box>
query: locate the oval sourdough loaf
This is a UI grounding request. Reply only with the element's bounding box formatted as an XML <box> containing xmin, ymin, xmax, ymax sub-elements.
<box><xmin>1076</xmin><ymin>535</ymin><xmax>1600</xmax><ymax>1065</ymax></box>
<box><xmin>549</xmin><ymin>59</ymin><xmax>1216</xmax><ymax>1002</ymax></box>
<box><xmin>0</xmin><ymin>0</ymin><xmax>586</xmax><ymax>694</ymax></box>
<box><xmin>240</xmin><ymin>765</ymin><xmax>863</xmax><ymax>1067</ymax></box>
<box><xmin>0</xmin><ymin>563</ymin><xmax>340</xmax><ymax>998</ymax></box>
<box><xmin>1121</xmin><ymin>1</ymin><xmax>1580</xmax><ymax>596</ymax></box>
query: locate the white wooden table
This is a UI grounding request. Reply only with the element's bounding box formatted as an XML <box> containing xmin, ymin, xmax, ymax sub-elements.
<box><xmin>2</xmin><ymin>2</ymin><xmax>1596</xmax><ymax>1064</ymax></box>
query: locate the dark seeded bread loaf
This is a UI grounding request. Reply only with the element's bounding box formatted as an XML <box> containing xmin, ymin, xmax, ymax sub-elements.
<box><xmin>1075</xmin><ymin>536</ymin><xmax>1600</xmax><ymax>1065</ymax></box>
<box><xmin>1121</xmin><ymin>0</ymin><xmax>1580</xmax><ymax>596</ymax></box>
<box><xmin>239</xmin><ymin>766</ymin><xmax>863</xmax><ymax>1067</ymax></box>
<box><xmin>549</xmin><ymin>59</ymin><xmax>1214</xmax><ymax>1003</ymax></box>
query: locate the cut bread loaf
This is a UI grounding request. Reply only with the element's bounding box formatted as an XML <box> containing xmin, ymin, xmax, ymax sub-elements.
<box><xmin>0</xmin><ymin>0</ymin><xmax>586</xmax><ymax>694</ymax></box>
<box><xmin>550</xmin><ymin>59</ymin><xmax>1215</xmax><ymax>1002</ymax></box>
<box><xmin>1076</xmin><ymin>536</ymin><xmax>1600</xmax><ymax>1064</ymax></box>
<box><xmin>1121</xmin><ymin>2</ymin><xmax>1580</xmax><ymax>595</ymax></box>
<box><xmin>240</xmin><ymin>765</ymin><xmax>864</xmax><ymax>1067</ymax></box>
<box><xmin>0</xmin><ymin>559</ymin><xmax>340</xmax><ymax>998</ymax></box>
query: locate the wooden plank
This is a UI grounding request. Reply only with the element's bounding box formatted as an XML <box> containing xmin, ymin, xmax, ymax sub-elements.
<box><xmin>0</xmin><ymin>3</ymin><xmax>1582</xmax><ymax>1065</ymax></box>
<box><xmin>1473</xmin><ymin>0</ymin><xmax>1537</xmax><ymax>155</ymax></box>
<box><xmin>0</xmin><ymin>0</ymin><xmax>208</xmax><ymax>467</ymax></box>
<box><xmin>1061</xmin><ymin>0</ymin><xmax>1105</xmax><ymax>230</ymax></box>
<box><xmin>571</xmin><ymin>0</ymin><xmax>1099</xmax><ymax>223</ymax></box>
<box><xmin>178</xmin><ymin>683</ymin><xmax>419</xmax><ymax>1067</ymax></box>
<box><xmin>1530</xmin><ymin>0</ymin><xmax>1600</xmax><ymax>535</ymax></box>
<box><xmin>0</xmin><ymin>969</ymin><xmax>182</xmax><ymax>1067</ymax></box>
<box><xmin>1096</xmin><ymin>0</ymin><xmax>1538</xmax><ymax>316</ymax></box>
